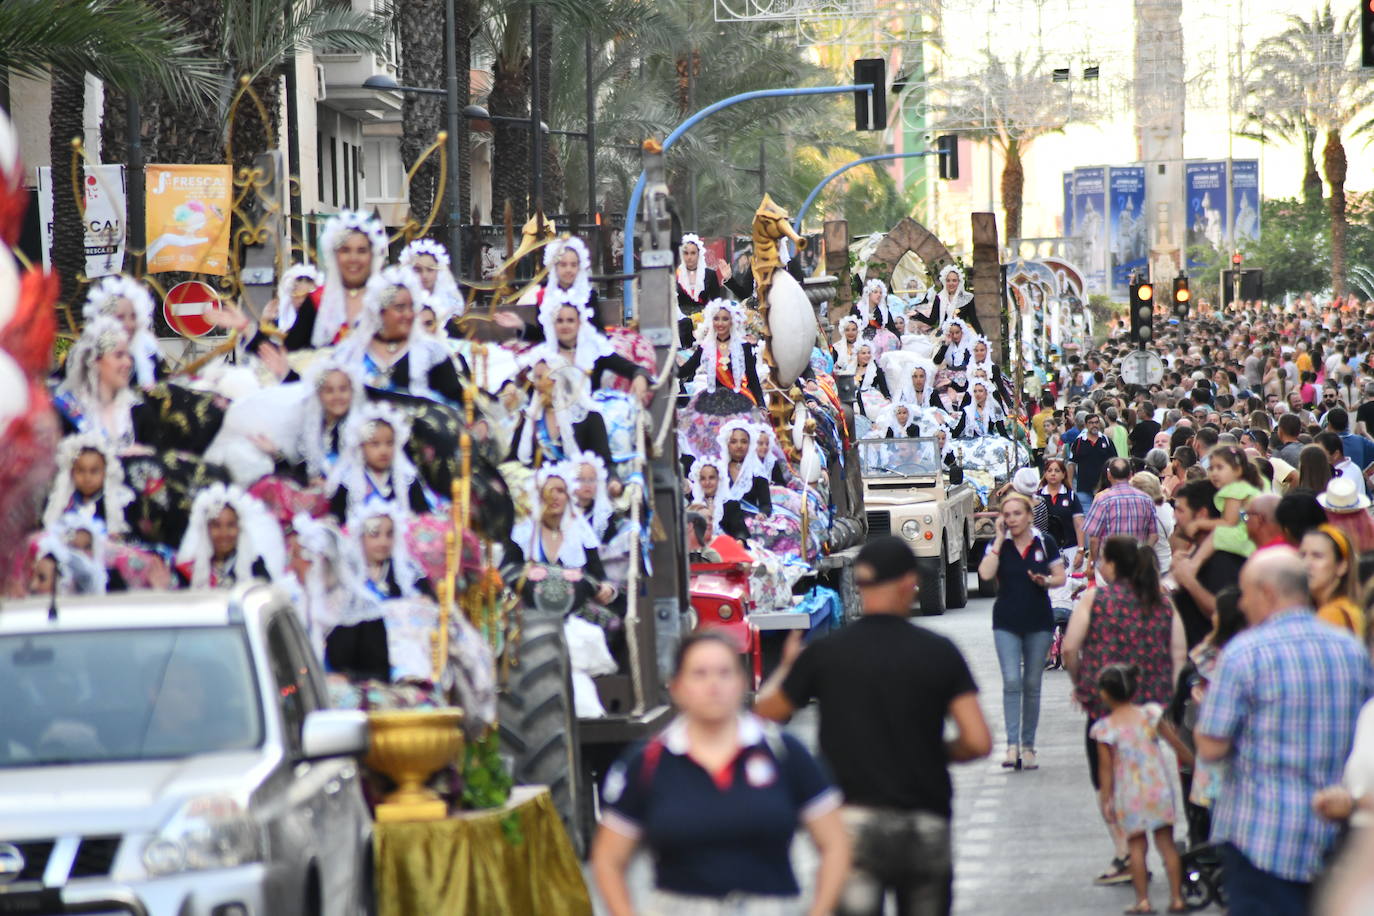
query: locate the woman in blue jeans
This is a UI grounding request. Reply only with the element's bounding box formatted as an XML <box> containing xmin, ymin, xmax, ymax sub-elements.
<box><xmin>976</xmin><ymin>492</ymin><xmax>1066</xmax><ymax>771</ymax></box>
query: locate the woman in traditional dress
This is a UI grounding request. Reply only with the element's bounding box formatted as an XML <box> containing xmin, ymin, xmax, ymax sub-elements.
<box><xmin>853</xmin><ymin>341</ymin><xmax>890</xmax><ymax>418</ymax></box>
<box><xmin>680</xmin><ymin>298</ymin><xmax>766</xmax><ymax>407</ymax></box>
<box><xmin>337</xmin><ymin>265</ymin><xmax>464</xmax><ymax>403</ymax></box>
<box><xmin>878</xmin><ymin>401</ymin><xmax>921</xmax><ymax>439</ymax></box>
<box><xmin>174</xmin><ymin>483</ymin><xmax>285</xmax><ymax>588</ymax></box>
<box><xmin>960</xmin><ymin>379</ymin><xmax>1007</xmax><ymax>439</ymax></box>
<box><xmin>852</xmin><ymin>278</ymin><xmax>897</xmax><ymax>335</ymax></box>
<box><xmin>494</xmin><ymin>235</ymin><xmax>608</xmax><ymax>340</ymax></box>
<box><xmin>285</xmin><ymin>512</ymin><xmax>381</xmax><ymax>671</ymax></box>
<box><xmin>326</xmin><ymin>401</ymin><xmax>434</xmax><ymax>522</ymax></box>
<box><xmin>521</xmin><ymin>283</ymin><xmax>649</xmax><ymax>399</ymax></box>
<box><xmin>831</xmin><ymin>316</ymin><xmax>862</xmax><ymax>375</ymax></box>
<box><xmin>508</xmin><ymin>462</ymin><xmax>617</xmax><ymax>607</ymax></box>
<box><xmin>43</xmin><ymin>433</ymin><xmax>135</xmax><ymax>539</ymax></box>
<box><xmin>53</xmin><ymin>317</ymin><xmax>142</xmax><ymax>450</ymax></box>
<box><xmin>511</xmin><ymin>354</ymin><xmax>616</xmax><ymax>469</ymax></box>
<box><xmin>80</xmin><ymin>275</ymin><xmax>165</xmax><ymax>386</ymax></box>
<box><xmin>267</xmin><ymin>263</ymin><xmax>323</xmax><ymax>336</ymax></box>
<box><xmin>294</xmin><ymin>358</ymin><xmax>366</xmax><ymax>484</ymax></box>
<box><xmin>399</xmin><ymin>238</ymin><xmax>465</xmax><ymax>331</ymax></box>
<box><xmin>717</xmin><ymin>418</ymin><xmax>773</xmax><ymax>518</ymax></box>
<box><xmin>967</xmin><ymin>335</ymin><xmax>1007</xmax><ymax>407</ymax></box>
<box><xmin>924</xmin><ymin>265</ymin><xmax>982</xmax><ymax>334</ymax></box>
<box><xmin>754</xmin><ymin>422</ymin><xmax>792</xmax><ymax>487</ymax></box>
<box><xmin>676</xmin><ymin>233</ymin><xmax>724</xmax><ymax>347</ymax></box>
<box><xmin>933</xmin><ymin>318</ymin><xmax>975</xmax><ymax>383</ymax></box>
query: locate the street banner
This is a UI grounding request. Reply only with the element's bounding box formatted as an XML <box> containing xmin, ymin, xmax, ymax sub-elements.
<box><xmin>1108</xmin><ymin>166</ymin><xmax>1147</xmax><ymax>293</ymax></box>
<box><xmin>37</xmin><ymin>164</ymin><xmax>127</xmax><ymax>279</ymax></box>
<box><xmin>1062</xmin><ymin>172</ymin><xmax>1075</xmax><ymax>237</ymax></box>
<box><xmin>1230</xmin><ymin>159</ymin><xmax>1260</xmax><ymax>244</ymax></box>
<box><xmin>1072</xmin><ymin>166</ymin><xmax>1107</xmax><ymax>293</ymax></box>
<box><xmin>145</xmin><ymin>164</ymin><xmax>232</xmax><ymax>275</ymax></box>
<box><xmin>1185</xmin><ymin>161</ymin><xmax>1227</xmax><ymax>266</ymax></box>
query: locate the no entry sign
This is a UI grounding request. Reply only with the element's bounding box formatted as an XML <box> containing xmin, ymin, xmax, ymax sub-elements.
<box><xmin>163</xmin><ymin>280</ymin><xmax>222</xmax><ymax>338</ymax></box>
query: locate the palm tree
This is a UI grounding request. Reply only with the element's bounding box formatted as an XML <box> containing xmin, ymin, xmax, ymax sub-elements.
<box><xmin>1246</xmin><ymin>4</ymin><xmax>1374</xmax><ymax>294</ymax></box>
<box><xmin>397</xmin><ymin>0</ymin><xmax>471</xmax><ymax>239</ymax></box>
<box><xmin>9</xmin><ymin>0</ymin><xmax>220</xmax><ymax>305</ymax></box>
<box><xmin>933</xmin><ymin>50</ymin><xmax>1093</xmax><ymax>246</ymax></box>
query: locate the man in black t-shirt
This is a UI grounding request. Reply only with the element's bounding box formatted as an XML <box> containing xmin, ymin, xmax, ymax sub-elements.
<box><xmin>756</xmin><ymin>537</ymin><xmax>991</xmax><ymax>916</ymax></box>
<box><xmin>1171</xmin><ymin>480</ymin><xmax>1244</xmax><ymax>647</ymax></box>
<box><xmin>1067</xmin><ymin>414</ymin><xmax>1116</xmax><ymax>513</ymax></box>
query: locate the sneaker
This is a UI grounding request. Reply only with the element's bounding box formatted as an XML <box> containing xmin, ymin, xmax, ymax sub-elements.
<box><xmin>1021</xmin><ymin>749</ymin><xmax>1039</xmax><ymax>770</ymax></box>
<box><xmin>1002</xmin><ymin>745</ymin><xmax>1020</xmax><ymax>769</ymax></box>
<box><xmin>1095</xmin><ymin>856</ymin><xmax>1133</xmax><ymax>886</ymax></box>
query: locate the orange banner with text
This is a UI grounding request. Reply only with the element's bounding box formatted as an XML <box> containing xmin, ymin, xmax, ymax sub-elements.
<box><xmin>144</xmin><ymin>164</ymin><xmax>232</xmax><ymax>275</ymax></box>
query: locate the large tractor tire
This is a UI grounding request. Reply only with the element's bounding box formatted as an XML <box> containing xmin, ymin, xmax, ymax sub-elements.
<box><xmin>945</xmin><ymin>541</ymin><xmax>969</xmax><ymax>609</ymax></box>
<box><xmin>917</xmin><ymin>546</ymin><xmax>947</xmax><ymax>616</ymax></box>
<box><xmin>498</xmin><ymin>611</ymin><xmax>589</xmax><ymax>856</ymax></box>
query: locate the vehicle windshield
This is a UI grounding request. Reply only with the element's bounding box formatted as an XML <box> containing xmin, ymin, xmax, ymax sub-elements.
<box><xmin>0</xmin><ymin>627</ymin><xmax>262</xmax><ymax>768</ymax></box>
<box><xmin>858</xmin><ymin>437</ymin><xmax>941</xmax><ymax>478</ymax></box>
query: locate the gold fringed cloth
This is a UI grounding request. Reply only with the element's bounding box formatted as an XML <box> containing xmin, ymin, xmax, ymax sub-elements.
<box><xmin>374</xmin><ymin>786</ymin><xmax>593</xmax><ymax>916</ymax></box>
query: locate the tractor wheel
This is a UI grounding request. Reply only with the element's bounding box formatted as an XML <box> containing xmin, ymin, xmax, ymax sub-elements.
<box><xmin>498</xmin><ymin>611</ymin><xmax>589</xmax><ymax>856</ymax></box>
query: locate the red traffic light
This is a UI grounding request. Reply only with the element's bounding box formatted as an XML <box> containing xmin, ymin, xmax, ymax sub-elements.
<box><xmin>1232</xmin><ymin>252</ymin><xmax>1243</xmax><ymax>265</ymax></box>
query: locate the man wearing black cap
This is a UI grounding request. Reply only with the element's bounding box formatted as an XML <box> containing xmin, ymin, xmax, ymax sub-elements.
<box><xmin>756</xmin><ymin>536</ymin><xmax>991</xmax><ymax>916</ymax></box>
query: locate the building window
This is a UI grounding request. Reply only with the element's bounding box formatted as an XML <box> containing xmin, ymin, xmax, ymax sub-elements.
<box><xmin>316</xmin><ymin>131</ymin><xmax>324</xmax><ymax>203</ymax></box>
<box><xmin>330</xmin><ymin>137</ymin><xmax>339</xmax><ymax>207</ymax></box>
<box><xmin>352</xmin><ymin>145</ymin><xmax>361</xmax><ymax>211</ymax></box>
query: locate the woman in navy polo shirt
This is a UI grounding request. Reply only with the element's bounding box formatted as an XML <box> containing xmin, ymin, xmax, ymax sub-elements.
<box><xmin>591</xmin><ymin>632</ymin><xmax>850</xmax><ymax>915</ymax></box>
<box><xmin>976</xmin><ymin>493</ymin><xmax>1066</xmax><ymax>773</ymax></box>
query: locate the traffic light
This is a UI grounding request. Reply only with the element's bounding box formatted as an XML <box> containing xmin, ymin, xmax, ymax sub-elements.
<box><xmin>1129</xmin><ymin>275</ymin><xmax>1154</xmax><ymax>346</ymax></box>
<box><xmin>854</xmin><ymin>59</ymin><xmax>887</xmax><ymax>131</ymax></box>
<box><xmin>1172</xmin><ymin>274</ymin><xmax>1190</xmax><ymax>319</ymax></box>
<box><xmin>936</xmin><ymin>134</ymin><xmax>959</xmax><ymax>180</ymax></box>
<box><xmin>1363</xmin><ymin>0</ymin><xmax>1374</xmax><ymax>67</ymax></box>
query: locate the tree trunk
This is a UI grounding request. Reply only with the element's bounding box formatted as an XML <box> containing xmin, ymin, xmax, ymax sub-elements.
<box><xmin>50</xmin><ymin>69</ymin><xmax>88</xmax><ymax>313</ymax></box>
<box><xmin>1302</xmin><ymin>125</ymin><xmax>1322</xmax><ymax>207</ymax></box>
<box><xmin>1001</xmin><ymin>139</ymin><xmax>1023</xmax><ymax>246</ymax></box>
<box><xmin>454</xmin><ymin>0</ymin><xmax>471</xmax><ymax>239</ymax></box>
<box><xmin>491</xmin><ymin>42</ymin><xmax>531</xmax><ymax>223</ymax></box>
<box><xmin>101</xmin><ymin>90</ymin><xmax>130</xmax><ymax>166</ymax></box>
<box><xmin>398</xmin><ymin>0</ymin><xmax>446</xmax><ymax>237</ymax></box>
<box><xmin>143</xmin><ymin>0</ymin><xmax>225</xmax><ymax>166</ymax></box>
<box><xmin>535</xmin><ymin>10</ymin><xmax>563</xmax><ymax>214</ymax></box>
<box><xmin>228</xmin><ymin>74</ymin><xmax>282</xmax><ymax>175</ymax></box>
<box><xmin>1324</xmin><ymin>127</ymin><xmax>1347</xmax><ymax>297</ymax></box>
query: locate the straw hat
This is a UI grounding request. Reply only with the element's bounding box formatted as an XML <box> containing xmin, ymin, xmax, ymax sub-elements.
<box><xmin>1318</xmin><ymin>475</ymin><xmax>1372</xmax><ymax>513</ymax></box>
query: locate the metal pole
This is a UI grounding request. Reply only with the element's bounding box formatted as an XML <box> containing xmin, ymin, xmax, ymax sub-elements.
<box><xmin>794</xmin><ymin>151</ymin><xmax>937</xmax><ymax>230</ymax></box>
<box><xmin>620</xmin><ymin>82</ymin><xmax>874</xmax><ymax>319</ymax></box>
<box><xmin>444</xmin><ymin>0</ymin><xmax>463</xmax><ymax>266</ymax></box>
<box><xmin>283</xmin><ymin>0</ymin><xmax>303</xmax><ymax>256</ymax></box>
<box><xmin>127</xmin><ymin>94</ymin><xmax>144</xmax><ymax>254</ymax></box>
<box><xmin>758</xmin><ymin>138</ymin><xmax>766</xmax><ymax>197</ymax></box>
<box><xmin>585</xmin><ymin>34</ymin><xmax>598</xmax><ymax>270</ymax></box>
<box><xmin>529</xmin><ymin>3</ymin><xmax>543</xmax><ymax>219</ymax></box>
<box><xmin>686</xmin><ymin>51</ymin><xmax>697</xmax><ymax>229</ymax></box>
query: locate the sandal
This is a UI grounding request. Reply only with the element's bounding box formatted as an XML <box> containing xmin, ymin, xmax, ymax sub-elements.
<box><xmin>1021</xmin><ymin>749</ymin><xmax>1039</xmax><ymax>770</ymax></box>
<box><xmin>1123</xmin><ymin>905</ymin><xmax>1156</xmax><ymax>915</ymax></box>
<box><xmin>1094</xmin><ymin>856</ymin><xmax>1132</xmax><ymax>886</ymax></box>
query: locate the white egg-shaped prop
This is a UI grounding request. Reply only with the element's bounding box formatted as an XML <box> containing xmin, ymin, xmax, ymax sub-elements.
<box><xmin>766</xmin><ymin>270</ymin><xmax>816</xmax><ymax>387</ymax></box>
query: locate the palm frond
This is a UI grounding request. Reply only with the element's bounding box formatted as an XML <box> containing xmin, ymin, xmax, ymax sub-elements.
<box><xmin>0</xmin><ymin>0</ymin><xmax>219</xmax><ymax>105</ymax></box>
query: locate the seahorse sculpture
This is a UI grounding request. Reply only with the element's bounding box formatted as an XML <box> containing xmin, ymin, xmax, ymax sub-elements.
<box><xmin>750</xmin><ymin>195</ymin><xmax>816</xmax><ymax>390</ymax></box>
<box><xmin>750</xmin><ymin>194</ymin><xmax>807</xmax><ymax>317</ymax></box>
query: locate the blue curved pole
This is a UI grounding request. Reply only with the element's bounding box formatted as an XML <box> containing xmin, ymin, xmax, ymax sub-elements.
<box><xmin>794</xmin><ymin>151</ymin><xmax>937</xmax><ymax>231</ymax></box>
<box><xmin>621</xmin><ymin>83</ymin><xmax>873</xmax><ymax>320</ymax></box>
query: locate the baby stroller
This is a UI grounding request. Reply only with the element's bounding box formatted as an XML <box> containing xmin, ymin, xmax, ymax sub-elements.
<box><xmin>1179</xmin><ymin>842</ymin><xmax>1225</xmax><ymax>910</ymax></box>
<box><xmin>1044</xmin><ymin>563</ymin><xmax>1085</xmax><ymax>671</ymax></box>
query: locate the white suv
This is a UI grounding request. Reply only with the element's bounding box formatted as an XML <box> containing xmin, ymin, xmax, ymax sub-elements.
<box><xmin>0</xmin><ymin>585</ymin><xmax>374</xmax><ymax>915</ymax></box>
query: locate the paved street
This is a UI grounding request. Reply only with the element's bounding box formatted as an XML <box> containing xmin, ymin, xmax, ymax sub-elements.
<box><xmin>589</xmin><ymin>582</ymin><xmax>1220</xmax><ymax>914</ymax></box>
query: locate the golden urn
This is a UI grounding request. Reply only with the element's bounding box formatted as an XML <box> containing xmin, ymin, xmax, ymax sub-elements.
<box><xmin>365</xmin><ymin>708</ymin><xmax>465</xmax><ymax>822</ymax></box>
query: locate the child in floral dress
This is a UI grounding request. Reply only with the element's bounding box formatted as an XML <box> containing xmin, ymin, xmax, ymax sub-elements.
<box><xmin>1092</xmin><ymin>663</ymin><xmax>1188</xmax><ymax>914</ymax></box>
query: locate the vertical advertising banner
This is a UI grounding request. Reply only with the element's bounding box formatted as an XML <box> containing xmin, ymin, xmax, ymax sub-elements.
<box><xmin>1185</xmin><ymin>161</ymin><xmax>1227</xmax><ymax>267</ymax></box>
<box><xmin>145</xmin><ymin>164</ymin><xmax>233</xmax><ymax>275</ymax></box>
<box><xmin>1108</xmin><ymin>166</ymin><xmax>1147</xmax><ymax>293</ymax></box>
<box><xmin>37</xmin><ymin>164</ymin><xmax>127</xmax><ymax>279</ymax></box>
<box><xmin>1072</xmin><ymin>166</ymin><xmax>1107</xmax><ymax>293</ymax></box>
<box><xmin>1063</xmin><ymin>172</ymin><xmax>1076</xmax><ymax>237</ymax></box>
<box><xmin>1230</xmin><ymin>159</ymin><xmax>1260</xmax><ymax>245</ymax></box>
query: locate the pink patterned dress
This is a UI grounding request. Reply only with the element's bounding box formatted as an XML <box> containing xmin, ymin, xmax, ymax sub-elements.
<box><xmin>1090</xmin><ymin>703</ymin><xmax>1179</xmax><ymax>837</ymax></box>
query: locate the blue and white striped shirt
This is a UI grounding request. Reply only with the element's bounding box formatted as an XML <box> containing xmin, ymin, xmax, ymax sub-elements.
<box><xmin>1198</xmin><ymin>608</ymin><xmax>1373</xmax><ymax>882</ymax></box>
